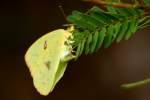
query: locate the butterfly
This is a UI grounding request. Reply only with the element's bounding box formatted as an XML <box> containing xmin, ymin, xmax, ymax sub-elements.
<box><xmin>25</xmin><ymin>29</ymin><xmax>75</xmax><ymax>95</ymax></box>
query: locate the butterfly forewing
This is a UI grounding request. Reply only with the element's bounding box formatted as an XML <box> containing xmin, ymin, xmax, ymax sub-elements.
<box><xmin>25</xmin><ymin>29</ymin><xmax>71</xmax><ymax>95</ymax></box>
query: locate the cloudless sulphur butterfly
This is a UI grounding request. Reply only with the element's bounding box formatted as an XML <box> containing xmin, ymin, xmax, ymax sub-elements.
<box><xmin>25</xmin><ymin>29</ymin><xmax>75</xmax><ymax>95</ymax></box>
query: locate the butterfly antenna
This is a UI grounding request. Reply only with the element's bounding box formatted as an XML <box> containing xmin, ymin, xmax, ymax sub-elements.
<box><xmin>58</xmin><ymin>5</ymin><xmax>74</xmax><ymax>27</ymax></box>
<box><xmin>58</xmin><ymin>5</ymin><xmax>67</xmax><ymax>20</ymax></box>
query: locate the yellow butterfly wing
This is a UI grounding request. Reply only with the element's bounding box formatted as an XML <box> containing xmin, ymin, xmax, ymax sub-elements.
<box><xmin>25</xmin><ymin>29</ymin><xmax>71</xmax><ymax>95</ymax></box>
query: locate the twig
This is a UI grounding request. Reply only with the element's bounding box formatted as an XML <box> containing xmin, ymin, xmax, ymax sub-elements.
<box><xmin>84</xmin><ymin>0</ymin><xmax>150</xmax><ymax>10</ymax></box>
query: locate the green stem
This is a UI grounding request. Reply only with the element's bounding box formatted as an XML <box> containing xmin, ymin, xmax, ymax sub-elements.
<box><xmin>121</xmin><ymin>78</ymin><xmax>150</xmax><ymax>90</ymax></box>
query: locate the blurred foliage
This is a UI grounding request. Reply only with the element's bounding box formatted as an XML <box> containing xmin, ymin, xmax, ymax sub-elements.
<box><xmin>144</xmin><ymin>0</ymin><xmax>150</xmax><ymax>6</ymax></box>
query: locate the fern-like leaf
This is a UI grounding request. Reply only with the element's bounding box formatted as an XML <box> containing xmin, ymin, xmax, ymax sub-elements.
<box><xmin>67</xmin><ymin>6</ymin><xmax>149</xmax><ymax>58</ymax></box>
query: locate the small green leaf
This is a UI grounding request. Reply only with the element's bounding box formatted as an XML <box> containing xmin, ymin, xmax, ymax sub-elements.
<box><xmin>116</xmin><ymin>20</ymin><xmax>128</xmax><ymax>43</ymax></box>
<box><xmin>138</xmin><ymin>16</ymin><xmax>150</xmax><ymax>29</ymax></box>
<box><xmin>67</xmin><ymin>15</ymin><xmax>92</xmax><ymax>30</ymax></box>
<box><xmin>72</xmin><ymin>31</ymin><xmax>85</xmax><ymax>46</ymax></box>
<box><xmin>104</xmin><ymin>25</ymin><xmax>114</xmax><ymax>48</ymax></box>
<box><xmin>95</xmin><ymin>28</ymin><xmax>106</xmax><ymax>51</ymax></box>
<box><xmin>72</xmin><ymin>11</ymin><xmax>98</xmax><ymax>29</ymax></box>
<box><xmin>76</xmin><ymin>42</ymin><xmax>82</xmax><ymax>59</ymax></box>
<box><xmin>115</xmin><ymin>8</ymin><xmax>133</xmax><ymax>17</ymax></box>
<box><xmin>90</xmin><ymin>31</ymin><xmax>99</xmax><ymax>53</ymax></box>
<box><xmin>89</xmin><ymin>6</ymin><xmax>113</xmax><ymax>23</ymax></box>
<box><xmin>85</xmin><ymin>33</ymin><xmax>93</xmax><ymax>55</ymax></box>
<box><xmin>107</xmin><ymin>5</ymin><xmax>117</xmax><ymax>14</ymax></box>
<box><xmin>138</xmin><ymin>16</ymin><xmax>150</xmax><ymax>26</ymax></box>
<box><xmin>125</xmin><ymin>17</ymin><xmax>137</xmax><ymax>40</ymax></box>
<box><xmin>112</xmin><ymin>22</ymin><xmax>121</xmax><ymax>42</ymax></box>
<box><xmin>80</xmin><ymin>39</ymin><xmax>86</xmax><ymax>56</ymax></box>
<box><xmin>89</xmin><ymin>11</ymin><xmax>106</xmax><ymax>24</ymax></box>
<box><xmin>67</xmin><ymin>11</ymin><xmax>96</xmax><ymax>30</ymax></box>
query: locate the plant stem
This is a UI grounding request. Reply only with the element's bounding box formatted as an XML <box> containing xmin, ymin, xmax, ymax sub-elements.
<box><xmin>84</xmin><ymin>0</ymin><xmax>150</xmax><ymax>10</ymax></box>
<box><xmin>121</xmin><ymin>78</ymin><xmax>150</xmax><ymax>90</ymax></box>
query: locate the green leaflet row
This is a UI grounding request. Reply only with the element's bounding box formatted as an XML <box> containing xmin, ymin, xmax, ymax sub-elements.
<box><xmin>67</xmin><ymin>6</ymin><xmax>150</xmax><ymax>58</ymax></box>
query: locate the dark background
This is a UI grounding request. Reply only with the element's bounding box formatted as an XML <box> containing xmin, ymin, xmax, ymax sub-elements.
<box><xmin>0</xmin><ymin>0</ymin><xmax>150</xmax><ymax>100</ymax></box>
